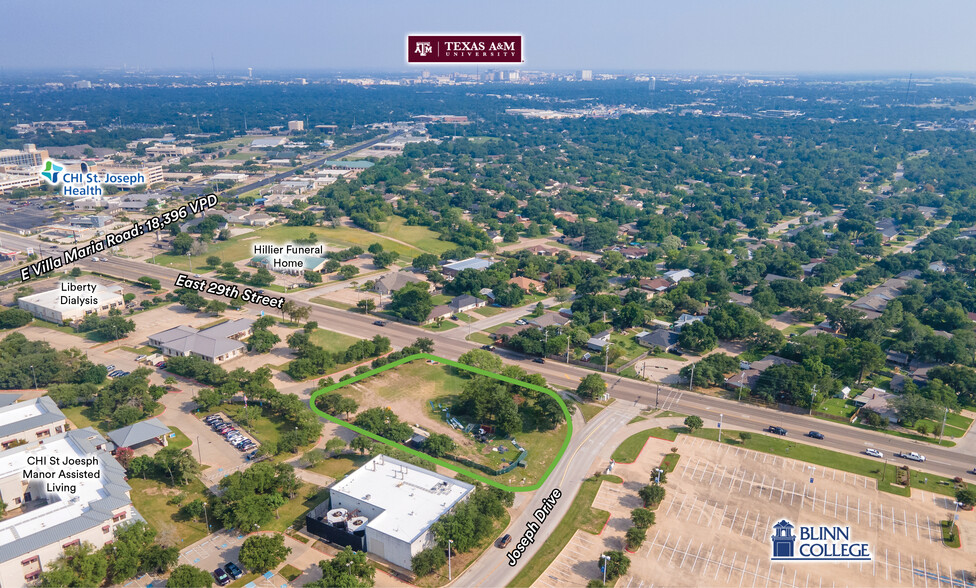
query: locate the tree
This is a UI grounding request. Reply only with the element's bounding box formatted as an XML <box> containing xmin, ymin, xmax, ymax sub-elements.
<box><xmin>422</xmin><ymin>433</ymin><xmax>457</xmax><ymax>457</ymax></box>
<box><xmin>639</xmin><ymin>484</ymin><xmax>666</xmax><ymax>507</ymax></box>
<box><xmin>625</xmin><ymin>526</ymin><xmax>647</xmax><ymax>551</ymax></box>
<box><xmin>631</xmin><ymin>508</ymin><xmax>655</xmax><ymax>528</ymax></box>
<box><xmin>890</xmin><ymin>393</ymin><xmax>940</xmax><ymax>424</ymax></box>
<box><xmin>206</xmin><ymin>256</ymin><xmax>221</xmax><ymax>267</ymax></box>
<box><xmin>600</xmin><ymin>551</ymin><xmax>630</xmax><ymax>581</ymax></box>
<box><xmin>678</xmin><ymin>321</ymin><xmax>717</xmax><ymax>353</ymax></box>
<box><xmin>339</xmin><ymin>265</ymin><xmax>360</xmax><ymax>280</ymax></box>
<box><xmin>411</xmin><ymin>547</ymin><xmax>446</xmax><ymax>577</ymax></box>
<box><xmin>308</xmin><ymin>545</ymin><xmax>375</xmax><ymax>588</ymax></box>
<box><xmin>955</xmin><ymin>487</ymin><xmax>976</xmax><ymax>509</ymax></box>
<box><xmin>457</xmin><ymin>349</ymin><xmax>503</xmax><ymax>373</ymax></box>
<box><xmin>683</xmin><ymin>415</ymin><xmax>703</xmax><ymax>433</ymax></box>
<box><xmin>357</xmin><ymin>298</ymin><xmax>376</xmax><ymax>314</ymax></box>
<box><xmin>238</xmin><ymin>534</ymin><xmax>291</xmax><ymax>573</ymax></box>
<box><xmin>324</xmin><ymin>437</ymin><xmax>347</xmax><ymax>456</ymax></box>
<box><xmin>179</xmin><ymin>291</ymin><xmax>207</xmax><ymax>311</ymax></box>
<box><xmin>204</xmin><ymin>299</ymin><xmax>228</xmax><ymax>316</ymax></box>
<box><xmin>172</xmin><ymin>232</ymin><xmax>194</xmax><ymax>255</ymax></box>
<box><xmin>304</xmin><ymin>270</ymin><xmax>322</xmax><ymax>284</ymax></box>
<box><xmin>248</xmin><ymin>329</ymin><xmax>281</xmax><ymax>353</ymax></box>
<box><xmin>94</xmin><ymin>315</ymin><xmax>136</xmax><ymax>341</ymax></box>
<box><xmin>413</xmin><ymin>253</ymin><xmax>440</xmax><ymax>272</ymax></box>
<box><xmin>577</xmin><ymin>373</ymin><xmax>607</xmax><ymax>400</ymax></box>
<box><xmin>39</xmin><ymin>542</ymin><xmax>108</xmax><ymax>587</ymax></box>
<box><xmin>389</xmin><ymin>281</ymin><xmax>433</xmax><ymax>323</ymax></box>
<box><xmin>844</xmin><ymin>339</ymin><xmax>885</xmax><ymax>384</ymax></box>
<box><xmin>0</xmin><ymin>308</ymin><xmax>32</xmax><ymax>329</ymax></box>
<box><xmin>350</xmin><ymin>435</ymin><xmax>375</xmax><ymax>454</ymax></box>
<box><xmin>167</xmin><ymin>565</ymin><xmax>214</xmax><ymax>588</ymax></box>
<box><xmin>373</xmin><ymin>250</ymin><xmax>398</xmax><ymax>268</ymax></box>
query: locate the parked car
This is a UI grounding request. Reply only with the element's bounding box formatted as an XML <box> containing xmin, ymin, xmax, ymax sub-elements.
<box><xmin>497</xmin><ymin>534</ymin><xmax>512</xmax><ymax>548</ymax></box>
<box><xmin>373</xmin><ymin>320</ymin><xmax>387</xmax><ymax>326</ymax></box>
<box><xmin>204</xmin><ymin>415</ymin><xmax>222</xmax><ymax>423</ymax></box>
<box><xmin>213</xmin><ymin>568</ymin><xmax>231</xmax><ymax>586</ymax></box>
<box><xmin>865</xmin><ymin>448</ymin><xmax>884</xmax><ymax>458</ymax></box>
<box><xmin>515</xmin><ymin>319</ymin><xmax>527</xmax><ymax>325</ymax></box>
<box><xmin>807</xmin><ymin>431</ymin><xmax>824</xmax><ymax>440</ymax></box>
<box><xmin>224</xmin><ymin>563</ymin><xmax>243</xmax><ymax>580</ymax></box>
<box><xmin>118</xmin><ymin>371</ymin><xmax>129</xmax><ymax>377</ymax></box>
<box><xmin>155</xmin><ymin>362</ymin><xmax>166</xmax><ymax>368</ymax></box>
<box><xmin>768</xmin><ymin>426</ymin><xmax>788</xmax><ymax>436</ymax></box>
<box><xmin>246</xmin><ymin>450</ymin><xmax>259</xmax><ymax>460</ymax></box>
<box><xmin>105</xmin><ymin>365</ymin><xmax>115</xmax><ymax>372</ymax></box>
<box><xmin>135</xmin><ymin>355</ymin><xmax>147</xmax><ymax>362</ymax></box>
<box><xmin>533</xmin><ymin>358</ymin><xmax>545</xmax><ymax>364</ymax></box>
<box><xmin>481</xmin><ymin>345</ymin><xmax>496</xmax><ymax>351</ymax></box>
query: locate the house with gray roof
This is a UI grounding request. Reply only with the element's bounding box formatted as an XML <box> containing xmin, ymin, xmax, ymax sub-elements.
<box><xmin>148</xmin><ymin>318</ymin><xmax>254</xmax><ymax>364</ymax></box>
<box><xmin>374</xmin><ymin>272</ymin><xmax>426</xmax><ymax>296</ymax></box>
<box><xmin>637</xmin><ymin>329</ymin><xmax>680</xmax><ymax>352</ymax></box>
<box><xmin>0</xmin><ymin>428</ymin><xmax>140</xmax><ymax>582</ymax></box>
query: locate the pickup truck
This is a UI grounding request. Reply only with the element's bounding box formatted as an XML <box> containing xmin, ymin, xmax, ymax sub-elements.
<box><xmin>896</xmin><ymin>451</ymin><xmax>926</xmax><ymax>462</ymax></box>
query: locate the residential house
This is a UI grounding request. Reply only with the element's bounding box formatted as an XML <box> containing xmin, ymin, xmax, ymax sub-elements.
<box><xmin>725</xmin><ymin>355</ymin><xmax>798</xmax><ymax>390</ymax></box>
<box><xmin>449</xmin><ymin>295</ymin><xmax>485</xmax><ymax>313</ymax></box>
<box><xmin>528</xmin><ymin>312</ymin><xmax>571</xmax><ymax>329</ymax></box>
<box><xmin>509</xmin><ymin>276</ymin><xmax>544</xmax><ymax>292</ymax></box>
<box><xmin>664</xmin><ymin>269</ymin><xmax>695</xmax><ymax>283</ymax></box>
<box><xmin>853</xmin><ymin>387</ymin><xmax>898</xmax><ymax>424</ymax></box>
<box><xmin>636</xmin><ymin>329</ymin><xmax>679</xmax><ymax>352</ymax></box>
<box><xmin>639</xmin><ymin>278</ymin><xmax>672</xmax><ymax>294</ymax></box>
<box><xmin>672</xmin><ymin>314</ymin><xmax>705</xmax><ymax>332</ymax></box>
<box><xmin>374</xmin><ymin>272</ymin><xmax>426</xmax><ymax>296</ymax></box>
<box><xmin>585</xmin><ymin>329</ymin><xmax>613</xmax><ymax>352</ymax></box>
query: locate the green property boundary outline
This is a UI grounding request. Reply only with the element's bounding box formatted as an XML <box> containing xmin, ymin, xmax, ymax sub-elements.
<box><xmin>308</xmin><ymin>352</ymin><xmax>573</xmax><ymax>492</ymax></box>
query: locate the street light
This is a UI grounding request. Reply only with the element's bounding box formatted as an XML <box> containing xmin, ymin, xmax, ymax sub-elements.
<box><xmin>718</xmin><ymin>413</ymin><xmax>723</xmax><ymax>444</ymax></box>
<box><xmin>30</xmin><ymin>365</ymin><xmax>37</xmax><ymax>389</ymax></box>
<box><xmin>601</xmin><ymin>553</ymin><xmax>611</xmax><ymax>585</ymax></box>
<box><xmin>448</xmin><ymin>539</ymin><xmax>453</xmax><ymax>580</ymax></box>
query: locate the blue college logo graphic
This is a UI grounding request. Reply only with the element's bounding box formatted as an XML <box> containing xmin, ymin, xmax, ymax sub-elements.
<box><xmin>770</xmin><ymin>519</ymin><xmax>871</xmax><ymax>562</ymax></box>
<box><xmin>41</xmin><ymin>160</ymin><xmax>63</xmax><ymax>184</ymax></box>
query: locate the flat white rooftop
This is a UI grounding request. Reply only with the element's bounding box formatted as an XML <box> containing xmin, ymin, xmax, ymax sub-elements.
<box><xmin>330</xmin><ymin>455</ymin><xmax>474</xmax><ymax>543</ymax></box>
<box><xmin>18</xmin><ymin>282</ymin><xmax>122</xmax><ymax>313</ymax></box>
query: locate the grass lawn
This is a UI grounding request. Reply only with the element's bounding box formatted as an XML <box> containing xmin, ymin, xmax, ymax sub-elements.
<box><xmin>941</xmin><ymin>520</ymin><xmax>961</xmax><ymax>548</ymax></box>
<box><xmin>62</xmin><ymin>405</ymin><xmax>101</xmax><ymax>432</ymax></box>
<box><xmin>229</xmin><ymin>574</ymin><xmax>260</xmax><ymax>588</ymax></box>
<box><xmin>270</xmin><ymin>483</ymin><xmax>331</xmax><ymax>533</ymax></box>
<box><xmin>466</xmin><ymin>332</ymin><xmax>495</xmax><ymax>345</ymax></box>
<box><xmin>279</xmin><ymin>565</ymin><xmax>303</xmax><ymax>582</ymax></box>
<box><xmin>151</xmin><ymin>224</ymin><xmax>429</xmax><ymax>273</ymax></box>
<box><xmin>308</xmin><ymin>454</ymin><xmax>372</xmax><ymax>480</ymax></box>
<box><xmin>612</xmin><ymin>428</ymin><xmax>673</xmax><ymax>462</ymax></box>
<box><xmin>120</xmin><ymin>345</ymin><xmax>156</xmax><ymax>355</ymax></box>
<box><xmin>129</xmin><ymin>477</ymin><xmax>212</xmax><ymax>546</ymax></box>
<box><xmin>311</xmin><ymin>297</ymin><xmax>354</xmax><ymax>311</ymax></box>
<box><xmin>378</xmin><ymin>216</ymin><xmax>453</xmax><ymax>254</ymax></box>
<box><xmin>473</xmin><ymin>305</ymin><xmax>507</xmax><ymax>317</ymax></box>
<box><xmin>608</xmin><ymin>332</ymin><xmax>646</xmax><ymax>369</ymax></box>
<box><xmin>423</xmin><ymin>320</ymin><xmax>459</xmax><ymax>332</ymax></box>
<box><xmin>168</xmin><ymin>426</ymin><xmax>192</xmax><ymax>450</ymax></box>
<box><xmin>578</xmin><ymin>400</ymin><xmax>611</xmax><ymax>423</ymax></box>
<box><xmin>628</xmin><ymin>416</ymin><xmax>647</xmax><ymax>425</ymax></box>
<box><xmin>649</xmin><ymin>351</ymin><xmax>686</xmax><ymax>361</ymax></box>
<box><xmin>781</xmin><ymin>324</ymin><xmax>810</xmax><ymax>337</ymax></box>
<box><xmin>907</xmin><ymin>469</ymin><xmax>975</xmax><ymax>497</ymax></box>
<box><xmin>308</xmin><ymin>328</ymin><xmax>362</xmax><ymax>354</ymax></box>
<box><xmin>508</xmin><ymin>475</ymin><xmax>621</xmax><ymax>588</ymax></box>
<box><xmin>430</xmin><ymin>294</ymin><xmax>453</xmax><ymax>305</ymax></box>
<box><xmin>817</xmin><ymin>398</ymin><xmax>856</xmax><ymax>419</ymax></box>
<box><xmin>850</xmin><ymin>422</ymin><xmax>956</xmax><ymax>447</ymax></box>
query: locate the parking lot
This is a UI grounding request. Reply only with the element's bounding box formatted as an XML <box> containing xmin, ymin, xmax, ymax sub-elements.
<box><xmin>535</xmin><ymin>430</ymin><xmax>976</xmax><ymax>588</ymax></box>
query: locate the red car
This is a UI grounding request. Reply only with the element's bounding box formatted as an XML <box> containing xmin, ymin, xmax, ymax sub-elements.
<box><xmin>155</xmin><ymin>362</ymin><xmax>166</xmax><ymax>368</ymax></box>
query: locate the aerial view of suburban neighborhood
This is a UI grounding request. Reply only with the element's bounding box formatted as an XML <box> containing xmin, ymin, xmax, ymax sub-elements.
<box><xmin>1</xmin><ymin>2</ymin><xmax>975</xmax><ymax>587</ymax></box>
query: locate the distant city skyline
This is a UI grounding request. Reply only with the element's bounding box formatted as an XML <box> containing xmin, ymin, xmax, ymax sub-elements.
<box><xmin>4</xmin><ymin>0</ymin><xmax>976</xmax><ymax>74</ymax></box>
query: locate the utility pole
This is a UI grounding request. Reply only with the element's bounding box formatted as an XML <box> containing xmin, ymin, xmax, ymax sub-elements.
<box><xmin>656</xmin><ymin>384</ymin><xmax>660</xmax><ymax>409</ymax></box>
<box><xmin>689</xmin><ymin>363</ymin><xmax>695</xmax><ymax>391</ymax></box>
<box><xmin>737</xmin><ymin>372</ymin><xmax>745</xmax><ymax>402</ymax></box>
<box><xmin>810</xmin><ymin>385</ymin><xmax>818</xmax><ymax>415</ymax></box>
<box><xmin>718</xmin><ymin>413</ymin><xmax>723</xmax><ymax>444</ymax></box>
<box><xmin>448</xmin><ymin>539</ymin><xmax>453</xmax><ymax>580</ymax></box>
<box><xmin>604</xmin><ymin>343</ymin><xmax>612</xmax><ymax>373</ymax></box>
<box><xmin>940</xmin><ymin>407</ymin><xmax>948</xmax><ymax>443</ymax></box>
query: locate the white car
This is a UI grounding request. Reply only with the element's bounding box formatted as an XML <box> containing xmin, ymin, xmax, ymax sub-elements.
<box><xmin>865</xmin><ymin>448</ymin><xmax>883</xmax><ymax>458</ymax></box>
<box><xmin>902</xmin><ymin>452</ymin><xmax>926</xmax><ymax>462</ymax></box>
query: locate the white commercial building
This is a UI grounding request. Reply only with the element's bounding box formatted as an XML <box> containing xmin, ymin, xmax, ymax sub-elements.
<box><xmin>328</xmin><ymin>455</ymin><xmax>474</xmax><ymax>570</ymax></box>
<box><xmin>0</xmin><ymin>428</ymin><xmax>140</xmax><ymax>586</ymax></box>
<box><xmin>18</xmin><ymin>282</ymin><xmax>124</xmax><ymax>325</ymax></box>
<box><xmin>0</xmin><ymin>397</ymin><xmax>68</xmax><ymax>450</ymax></box>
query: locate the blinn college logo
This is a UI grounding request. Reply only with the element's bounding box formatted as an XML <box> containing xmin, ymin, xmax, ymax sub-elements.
<box><xmin>771</xmin><ymin>520</ymin><xmax>871</xmax><ymax>562</ymax></box>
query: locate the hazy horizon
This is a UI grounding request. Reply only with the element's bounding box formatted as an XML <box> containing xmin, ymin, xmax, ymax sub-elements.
<box><xmin>3</xmin><ymin>0</ymin><xmax>976</xmax><ymax>74</ymax></box>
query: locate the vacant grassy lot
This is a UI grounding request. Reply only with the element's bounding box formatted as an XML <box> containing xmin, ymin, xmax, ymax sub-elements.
<box><xmin>508</xmin><ymin>475</ymin><xmax>621</xmax><ymax>588</ymax></box>
<box><xmin>308</xmin><ymin>454</ymin><xmax>372</xmax><ymax>480</ymax></box>
<box><xmin>818</xmin><ymin>397</ymin><xmax>856</xmax><ymax>419</ymax></box>
<box><xmin>129</xmin><ymin>477</ymin><xmax>212</xmax><ymax>546</ymax></box>
<box><xmin>152</xmin><ymin>224</ymin><xmax>430</xmax><ymax>272</ymax></box>
<box><xmin>378</xmin><ymin>216</ymin><xmax>453</xmax><ymax>254</ymax></box>
<box><xmin>308</xmin><ymin>327</ymin><xmax>362</xmax><ymax>353</ymax></box>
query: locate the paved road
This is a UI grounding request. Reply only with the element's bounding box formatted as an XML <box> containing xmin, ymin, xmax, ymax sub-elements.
<box><xmin>45</xmin><ymin>253</ymin><xmax>975</xmax><ymax>484</ymax></box>
<box><xmin>456</xmin><ymin>402</ymin><xmax>639</xmax><ymax>588</ymax></box>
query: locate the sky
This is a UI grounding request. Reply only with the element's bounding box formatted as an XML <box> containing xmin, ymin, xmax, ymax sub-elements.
<box><xmin>4</xmin><ymin>0</ymin><xmax>976</xmax><ymax>74</ymax></box>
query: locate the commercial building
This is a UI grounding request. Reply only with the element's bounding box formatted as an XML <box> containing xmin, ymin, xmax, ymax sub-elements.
<box><xmin>0</xmin><ymin>428</ymin><xmax>139</xmax><ymax>584</ymax></box>
<box><xmin>0</xmin><ymin>397</ymin><xmax>68</xmax><ymax>450</ymax></box>
<box><xmin>145</xmin><ymin>144</ymin><xmax>193</xmax><ymax>158</ymax></box>
<box><xmin>0</xmin><ymin>145</ymin><xmax>48</xmax><ymax>168</ymax></box>
<box><xmin>308</xmin><ymin>455</ymin><xmax>474</xmax><ymax>571</ymax></box>
<box><xmin>18</xmin><ymin>282</ymin><xmax>124</xmax><ymax>325</ymax></box>
<box><xmin>148</xmin><ymin>318</ymin><xmax>254</xmax><ymax>364</ymax></box>
<box><xmin>441</xmin><ymin>257</ymin><xmax>495</xmax><ymax>277</ymax></box>
<box><xmin>288</xmin><ymin>120</ymin><xmax>305</xmax><ymax>132</ymax></box>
